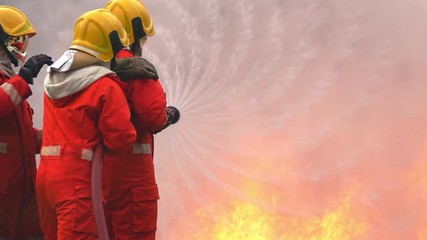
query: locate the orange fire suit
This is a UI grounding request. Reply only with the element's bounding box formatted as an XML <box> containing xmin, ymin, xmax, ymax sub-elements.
<box><xmin>103</xmin><ymin>49</ymin><xmax>167</xmax><ymax>240</ymax></box>
<box><xmin>0</xmin><ymin>71</ymin><xmax>43</xmax><ymax>240</ymax></box>
<box><xmin>36</xmin><ymin>67</ymin><xmax>137</xmax><ymax>240</ymax></box>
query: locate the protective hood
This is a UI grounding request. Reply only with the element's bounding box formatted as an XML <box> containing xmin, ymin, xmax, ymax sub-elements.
<box><xmin>0</xmin><ymin>54</ymin><xmax>16</xmax><ymax>78</ymax></box>
<box><xmin>44</xmin><ymin>50</ymin><xmax>115</xmax><ymax>99</ymax></box>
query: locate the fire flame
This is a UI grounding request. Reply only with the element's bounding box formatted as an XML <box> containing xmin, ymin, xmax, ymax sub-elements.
<box><xmin>190</xmin><ymin>191</ymin><xmax>366</xmax><ymax>240</ymax></box>
<box><xmin>203</xmin><ymin>202</ymin><xmax>276</xmax><ymax>240</ymax></box>
<box><xmin>279</xmin><ymin>194</ymin><xmax>367</xmax><ymax>240</ymax></box>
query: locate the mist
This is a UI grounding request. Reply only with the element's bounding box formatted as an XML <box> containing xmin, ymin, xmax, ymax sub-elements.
<box><xmin>3</xmin><ymin>0</ymin><xmax>427</xmax><ymax>239</ymax></box>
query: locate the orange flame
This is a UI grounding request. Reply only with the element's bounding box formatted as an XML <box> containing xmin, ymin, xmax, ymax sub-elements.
<box><xmin>279</xmin><ymin>193</ymin><xmax>366</xmax><ymax>240</ymax></box>
<box><xmin>198</xmin><ymin>202</ymin><xmax>277</xmax><ymax>240</ymax></box>
<box><xmin>189</xmin><ymin>189</ymin><xmax>366</xmax><ymax>240</ymax></box>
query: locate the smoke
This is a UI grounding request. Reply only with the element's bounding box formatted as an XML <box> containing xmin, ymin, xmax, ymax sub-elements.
<box><xmin>4</xmin><ymin>0</ymin><xmax>427</xmax><ymax>239</ymax></box>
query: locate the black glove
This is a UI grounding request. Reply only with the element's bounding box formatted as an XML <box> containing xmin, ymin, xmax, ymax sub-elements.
<box><xmin>152</xmin><ymin>106</ymin><xmax>180</xmax><ymax>134</ymax></box>
<box><xmin>166</xmin><ymin>106</ymin><xmax>180</xmax><ymax>125</ymax></box>
<box><xmin>18</xmin><ymin>54</ymin><xmax>53</xmax><ymax>85</ymax></box>
<box><xmin>113</xmin><ymin>57</ymin><xmax>159</xmax><ymax>81</ymax></box>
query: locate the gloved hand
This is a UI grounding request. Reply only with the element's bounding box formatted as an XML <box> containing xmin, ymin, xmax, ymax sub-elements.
<box><xmin>166</xmin><ymin>106</ymin><xmax>180</xmax><ymax>125</ymax></box>
<box><xmin>18</xmin><ymin>54</ymin><xmax>53</xmax><ymax>85</ymax></box>
<box><xmin>152</xmin><ymin>106</ymin><xmax>180</xmax><ymax>134</ymax></box>
<box><xmin>113</xmin><ymin>57</ymin><xmax>159</xmax><ymax>81</ymax></box>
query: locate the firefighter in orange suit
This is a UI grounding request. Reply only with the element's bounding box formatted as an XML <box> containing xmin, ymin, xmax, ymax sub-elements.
<box><xmin>0</xmin><ymin>5</ymin><xmax>53</xmax><ymax>240</ymax></box>
<box><xmin>103</xmin><ymin>1</ymin><xmax>180</xmax><ymax>239</ymax></box>
<box><xmin>36</xmin><ymin>9</ymin><xmax>137</xmax><ymax>240</ymax></box>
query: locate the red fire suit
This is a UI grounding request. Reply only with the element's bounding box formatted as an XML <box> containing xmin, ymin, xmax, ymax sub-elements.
<box><xmin>0</xmin><ymin>72</ymin><xmax>42</xmax><ymax>239</ymax></box>
<box><xmin>103</xmin><ymin>49</ymin><xmax>167</xmax><ymax>240</ymax></box>
<box><xmin>36</xmin><ymin>66</ymin><xmax>137</xmax><ymax>240</ymax></box>
<box><xmin>0</xmin><ymin>71</ymin><xmax>43</xmax><ymax>240</ymax></box>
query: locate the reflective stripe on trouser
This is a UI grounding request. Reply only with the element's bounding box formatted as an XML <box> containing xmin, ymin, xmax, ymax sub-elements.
<box><xmin>40</xmin><ymin>146</ymin><xmax>93</xmax><ymax>161</ymax></box>
<box><xmin>0</xmin><ymin>143</ymin><xmax>6</xmax><ymax>153</ymax></box>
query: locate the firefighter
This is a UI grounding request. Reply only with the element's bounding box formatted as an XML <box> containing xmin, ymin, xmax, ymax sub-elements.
<box><xmin>36</xmin><ymin>9</ymin><xmax>137</xmax><ymax>240</ymax></box>
<box><xmin>103</xmin><ymin>0</ymin><xmax>180</xmax><ymax>239</ymax></box>
<box><xmin>0</xmin><ymin>5</ymin><xmax>53</xmax><ymax>240</ymax></box>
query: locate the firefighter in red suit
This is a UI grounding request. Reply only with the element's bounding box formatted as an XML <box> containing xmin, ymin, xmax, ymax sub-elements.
<box><xmin>36</xmin><ymin>9</ymin><xmax>137</xmax><ymax>240</ymax></box>
<box><xmin>103</xmin><ymin>0</ymin><xmax>180</xmax><ymax>239</ymax></box>
<box><xmin>0</xmin><ymin>5</ymin><xmax>53</xmax><ymax>240</ymax></box>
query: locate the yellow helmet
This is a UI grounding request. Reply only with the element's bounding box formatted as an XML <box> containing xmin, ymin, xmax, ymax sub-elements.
<box><xmin>105</xmin><ymin>0</ymin><xmax>155</xmax><ymax>44</ymax></box>
<box><xmin>70</xmin><ymin>9</ymin><xmax>130</xmax><ymax>62</ymax></box>
<box><xmin>0</xmin><ymin>5</ymin><xmax>36</xmax><ymax>66</ymax></box>
<box><xmin>0</xmin><ymin>5</ymin><xmax>36</xmax><ymax>39</ymax></box>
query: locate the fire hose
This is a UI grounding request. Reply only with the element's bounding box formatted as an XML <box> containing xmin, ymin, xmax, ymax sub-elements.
<box><xmin>89</xmin><ymin>106</ymin><xmax>180</xmax><ymax>239</ymax></box>
<box><xmin>91</xmin><ymin>143</ymin><xmax>109</xmax><ymax>240</ymax></box>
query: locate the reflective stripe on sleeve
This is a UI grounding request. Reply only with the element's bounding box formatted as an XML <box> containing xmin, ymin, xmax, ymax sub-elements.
<box><xmin>132</xmin><ymin>143</ymin><xmax>152</xmax><ymax>154</ymax></box>
<box><xmin>1</xmin><ymin>82</ymin><xmax>22</xmax><ymax>106</ymax></box>
<box><xmin>0</xmin><ymin>143</ymin><xmax>6</xmax><ymax>153</ymax></box>
<box><xmin>40</xmin><ymin>146</ymin><xmax>61</xmax><ymax>156</ymax></box>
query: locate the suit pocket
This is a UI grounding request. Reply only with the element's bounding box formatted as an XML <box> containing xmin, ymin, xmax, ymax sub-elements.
<box><xmin>130</xmin><ymin>185</ymin><xmax>159</xmax><ymax>233</ymax></box>
<box><xmin>72</xmin><ymin>185</ymin><xmax>97</xmax><ymax>235</ymax></box>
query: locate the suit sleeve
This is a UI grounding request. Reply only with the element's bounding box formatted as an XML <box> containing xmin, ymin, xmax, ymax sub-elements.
<box><xmin>0</xmin><ymin>75</ymin><xmax>32</xmax><ymax>117</ymax></box>
<box><xmin>98</xmin><ymin>78</ymin><xmax>137</xmax><ymax>154</ymax></box>
<box><xmin>128</xmin><ymin>79</ymin><xmax>168</xmax><ymax>132</ymax></box>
